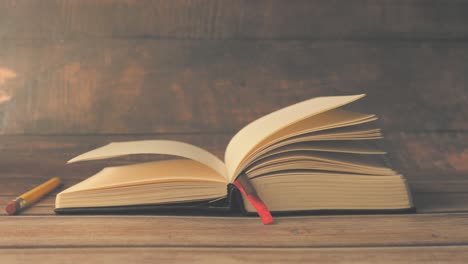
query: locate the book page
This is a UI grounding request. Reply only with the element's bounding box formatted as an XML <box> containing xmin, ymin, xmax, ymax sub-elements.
<box><xmin>257</xmin><ymin>142</ymin><xmax>386</xmax><ymax>159</ymax></box>
<box><xmin>68</xmin><ymin>140</ymin><xmax>228</xmax><ymax>181</ymax></box>
<box><xmin>61</xmin><ymin>159</ymin><xmax>227</xmax><ymax>194</ymax></box>
<box><xmin>256</xmin><ymin>109</ymin><xmax>376</xmax><ymax>145</ymax></box>
<box><xmin>237</xmin><ymin>111</ymin><xmax>379</xmax><ymax>169</ymax></box>
<box><xmin>245</xmin><ymin>151</ymin><xmax>396</xmax><ymax>177</ymax></box>
<box><xmin>224</xmin><ymin>94</ymin><xmax>366</xmax><ymax>182</ymax></box>
<box><xmin>243</xmin><ymin>174</ymin><xmax>411</xmax><ymax>212</ymax></box>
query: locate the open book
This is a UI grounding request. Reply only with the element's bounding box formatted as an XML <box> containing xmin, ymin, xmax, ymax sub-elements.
<box><xmin>55</xmin><ymin>95</ymin><xmax>413</xmax><ymax>221</ymax></box>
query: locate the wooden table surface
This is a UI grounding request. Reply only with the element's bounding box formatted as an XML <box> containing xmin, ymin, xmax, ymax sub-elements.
<box><xmin>1</xmin><ymin>1</ymin><xmax>468</xmax><ymax>263</ymax></box>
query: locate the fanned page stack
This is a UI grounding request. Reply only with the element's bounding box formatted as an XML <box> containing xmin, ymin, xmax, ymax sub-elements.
<box><xmin>55</xmin><ymin>95</ymin><xmax>414</xmax><ymax>218</ymax></box>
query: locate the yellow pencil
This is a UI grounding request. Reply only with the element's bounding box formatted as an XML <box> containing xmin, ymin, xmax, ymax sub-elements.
<box><xmin>4</xmin><ymin>177</ymin><xmax>62</xmax><ymax>215</ymax></box>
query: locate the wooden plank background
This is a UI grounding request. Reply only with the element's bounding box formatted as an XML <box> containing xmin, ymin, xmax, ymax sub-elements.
<box><xmin>1</xmin><ymin>0</ymin><xmax>468</xmax><ymax>40</ymax></box>
<box><xmin>1</xmin><ymin>40</ymin><xmax>468</xmax><ymax>134</ymax></box>
<box><xmin>0</xmin><ymin>0</ymin><xmax>467</xmax><ymax>263</ymax></box>
<box><xmin>2</xmin><ymin>246</ymin><xmax>468</xmax><ymax>264</ymax></box>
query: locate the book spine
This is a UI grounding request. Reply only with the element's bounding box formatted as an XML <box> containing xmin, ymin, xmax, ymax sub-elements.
<box><xmin>233</xmin><ymin>173</ymin><xmax>274</xmax><ymax>225</ymax></box>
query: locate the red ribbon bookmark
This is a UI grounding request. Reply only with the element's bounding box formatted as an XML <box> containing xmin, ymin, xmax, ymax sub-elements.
<box><xmin>234</xmin><ymin>173</ymin><xmax>274</xmax><ymax>225</ymax></box>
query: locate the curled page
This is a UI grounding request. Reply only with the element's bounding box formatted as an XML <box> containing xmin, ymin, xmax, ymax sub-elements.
<box><xmin>68</xmin><ymin>140</ymin><xmax>228</xmax><ymax>180</ymax></box>
<box><xmin>224</xmin><ymin>94</ymin><xmax>366</xmax><ymax>182</ymax></box>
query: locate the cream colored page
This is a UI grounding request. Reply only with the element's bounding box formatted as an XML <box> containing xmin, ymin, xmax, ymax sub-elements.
<box><xmin>258</xmin><ymin>109</ymin><xmax>376</xmax><ymax>145</ymax></box>
<box><xmin>68</xmin><ymin>140</ymin><xmax>228</xmax><ymax>180</ymax></box>
<box><xmin>62</xmin><ymin>160</ymin><xmax>227</xmax><ymax>194</ymax></box>
<box><xmin>224</xmin><ymin>94</ymin><xmax>366</xmax><ymax>181</ymax></box>
<box><xmin>260</xmin><ymin>143</ymin><xmax>386</xmax><ymax>157</ymax></box>
<box><xmin>236</xmin><ymin>110</ymin><xmax>377</xmax><ymax>169</ymax></box>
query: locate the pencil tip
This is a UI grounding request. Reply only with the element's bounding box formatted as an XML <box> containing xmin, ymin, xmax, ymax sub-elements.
<box><xmin>4</xmin><ymin>201</ymin><xmax>18</xmax><ymax>215</ymax></box>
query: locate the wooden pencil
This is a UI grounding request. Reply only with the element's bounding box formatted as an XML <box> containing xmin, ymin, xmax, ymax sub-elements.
<box><xmin>4</xmin><ymin>177</ymin><xmax>62</xmax><ymax>215</ymax></box>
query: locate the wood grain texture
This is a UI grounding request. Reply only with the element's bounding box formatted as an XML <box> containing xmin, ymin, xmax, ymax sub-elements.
<box><xmin>1</xmin><ymin>40</ymin><xmax>468</xmax><ymax>134</ymax></box>
<box><xmin>2</xmin><ymin>246</ymin><xmax>468</xmax><ymax>264</ymax></box>
<box><xmin>1</xmin><ymin>213</ymin><xmax>468</xmax><ymax>247</ymax></box>
<box><xmin>1</xmin><ymin>0</ymin><xmax>468</xmax><ymax>40</ymax></box>
<box><xmin>384</xmin><ymin>132</ymin><xmax>468</xmax><ymax>184</ymax></box>
<box><xmin>1</xmin><ymin>1</ymin><xmax>467</xmax><ymax>262</ymax></box>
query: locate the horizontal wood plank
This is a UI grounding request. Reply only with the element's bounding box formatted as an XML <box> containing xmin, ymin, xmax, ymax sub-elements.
<box><xmin>1</xmin><ymin>213</ymin><xmax>468</xmax><ymax>247</ymax></box>
<box><xmin>1</xmin><ymin>0</ymin><xmax>468</xmax><ymax>40</ymax></box>
<box><xmin>2</xmin><ymin>246</ymin><xmax>468</xmax><ymax>264</ymax></box>
<box><xmin>384</xmin><ymin>132</ymin><xmax>468</xmax><ymax>182</ymax></box>
<box><xmin>1</xmin><ymin>40</ymin><xmax>467</xmax><ymax>134</ymax></box>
